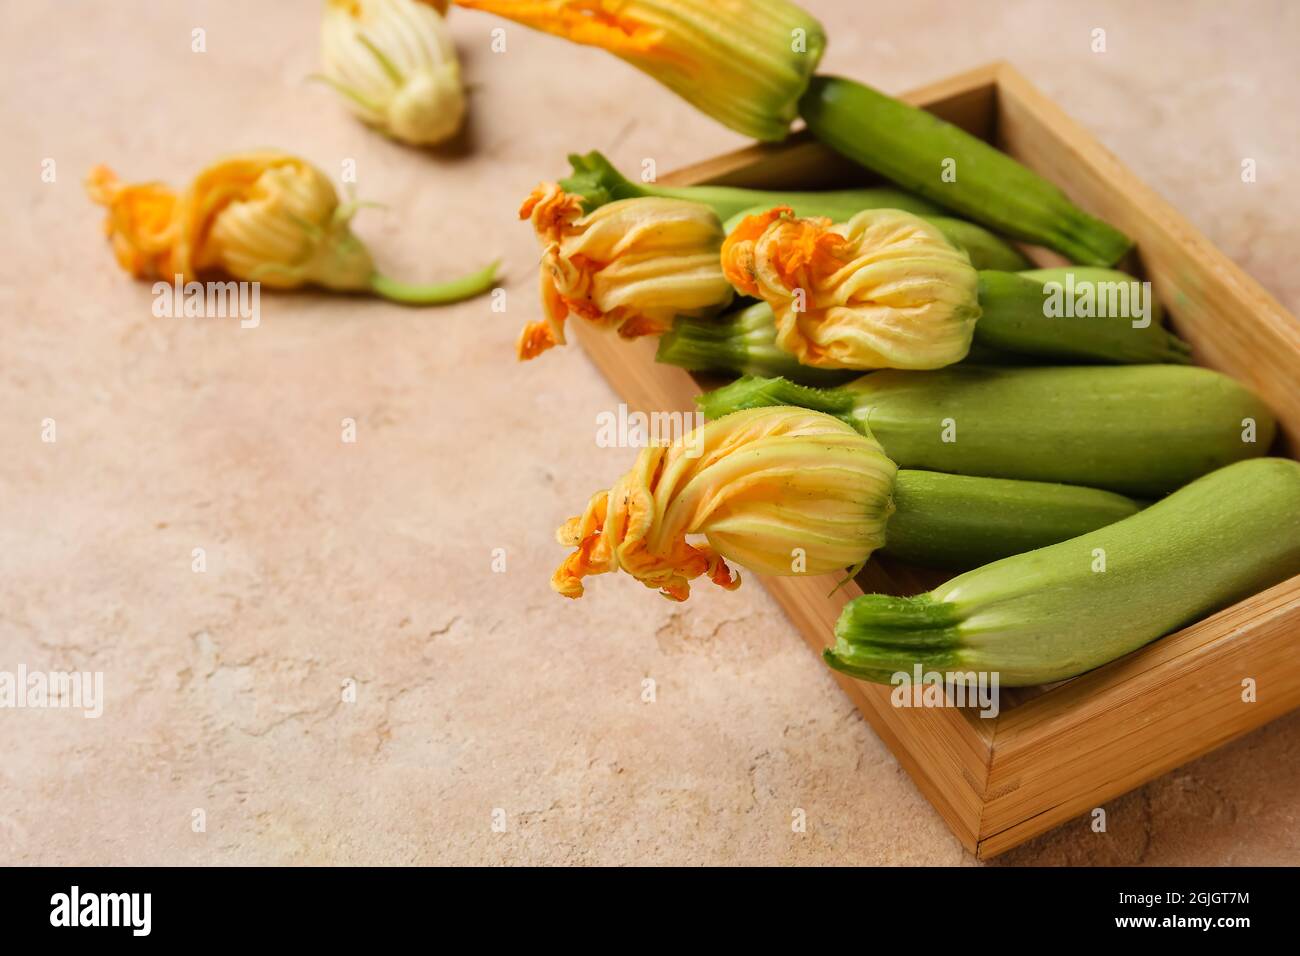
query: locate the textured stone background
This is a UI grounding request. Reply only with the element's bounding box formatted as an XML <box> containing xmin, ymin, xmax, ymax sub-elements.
<box><xmin>1</xmin><ymin>0</ymin><xmax>1297</xmax><ymax>865</ymax></box>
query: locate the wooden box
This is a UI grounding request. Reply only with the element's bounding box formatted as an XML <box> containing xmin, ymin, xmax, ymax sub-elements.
<box><xmin>569</xmin><ymin>63</ymin><xmax>1300</xmax><ymax>858</ymax></box>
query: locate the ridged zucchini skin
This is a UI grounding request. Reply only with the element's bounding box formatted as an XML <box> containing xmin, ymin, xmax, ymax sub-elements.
<box><xmin>799</xmin><ymin>76</ymin><xmax>1133</xmax><ymax>266</ymax></box>
<box><xmin>830</xmin><ymin>457</ymin><xmax>1300</xmax><ymax>686</ymax></box>
<box><xmin>697</xmin><ymin>366</ymin><xmax>1276</xmax><ymax>497</ymax></box>
<box><xmin>883</xmin><ymin>470</ymin><xmax>1139</xmax><ymax>569</ymax></box>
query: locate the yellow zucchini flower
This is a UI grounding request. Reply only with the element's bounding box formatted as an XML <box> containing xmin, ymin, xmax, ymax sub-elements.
<box><xmin>86</xmin><ymin>151</ymin><xmax>497</xmax><ymax>304</ymax></box>
<box><xmin>319</xmin><ymin>0</ymin><xmax>465</xmax><ymax>146</ymax></box>
<box><xmin>517</xmin><ymin>182</ymin><xmax>732</xmax><ymax>360</ymax></box>
<box><xmin>721</xmin><ymin>207</ymin><xmax>982</xmax><ymax>370</ymax></box>
<box><xmin>552</xmin><ymin>406</ymin><xmax>897</xmax><ymax>601</ymax></box>
<box><xmin>454</xmin><ymin>0</ymin><xmax>825</xmax><ymax>141</ymax></box>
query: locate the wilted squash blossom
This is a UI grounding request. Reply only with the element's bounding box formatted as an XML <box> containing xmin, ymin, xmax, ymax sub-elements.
<box><xmin>320</xmin><ymin>0</ymin><xmax>465</xmax><ymax>146</ymax></box>
<box><xmin>552</xmin><ymin>406</ymin><xmax>897</xmax><ymax>601</ymax></box>
<box><xmin>517</xmin><ymin>183</ymin><xmax>732</xmax><ymax>360</ymax></box>
<box><xmin>455</xmin><ymin>0</ymin><xmax>825</xmax><ymax>142</ymax></box>
<box><xmin>722</xmin><ymin>207</ymin><xmax>982</xmax><ymax>370</ymax></box>
<box><xmin>86</xmin><ymin>151</ymin><xmax>497</xmax><ymax>303</ymax></box>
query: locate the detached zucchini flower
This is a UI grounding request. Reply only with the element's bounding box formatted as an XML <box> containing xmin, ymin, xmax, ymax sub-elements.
<box><xmin>552</xmin><ymin>406</ymin><xmax>897</xmax><ymax>601</ymax></box>
<box><xmin>319</xmin><ymin>0</ymin><xmax>465</xmax><ymax>146</ymax></box>
<box><xmin>455</xmin><ymin>0</ymin><xmax>825</xmax><ymax>141</ymax></box>
<box><xmin>86</xmin><ymin>152</ymin><xmax>497</xmax><ymax>304</ymax></box>
<box><xmin>517</xmin><ymin>182</ymin><xmax>732</xmax><ymax>359</ymax></box>
<box><xmin>721</xmin><ymin>207</ymin><xmax>982</xmax><ymax>370</ymax></box>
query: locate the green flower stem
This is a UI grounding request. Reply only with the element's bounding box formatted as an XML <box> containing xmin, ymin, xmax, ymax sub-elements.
<box><xmin>369</xmin><ymin>260</ymin><xmax>500</xmax><ymax>306</ymax></box>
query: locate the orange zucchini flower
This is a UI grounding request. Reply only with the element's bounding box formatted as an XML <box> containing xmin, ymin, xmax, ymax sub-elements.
<box><xmin>721</xmin><ymin>207</ymin><xmax>982</xmax><ymax>370</ymax></box>
<box><xmin>552</xmin><ymin>406</ymin><xmax>897</xmax><ymax>601</ymax></box>
<box><xmin>517</xmin><ymin>182</ymin><xmax>732</xmax><ymax>359</ymax></box>
<box><xmin>86</xmin><ymin>151</ymin><xmax>497</xmax><ymax>304</ymax></box>
<box><xmin>454</xmin><ymin>0</ymin><xmax>825</xmax><ymax>141</ymax></box>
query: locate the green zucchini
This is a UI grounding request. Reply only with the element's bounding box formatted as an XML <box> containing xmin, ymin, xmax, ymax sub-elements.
<box><xmin>883</xmin><ymin>470</ymin><xmax>1139</xmax><ymax>569</ymax></box>
<box><xmin>697</xmin><ymin>366</ymin><xmax>1275</xmax><ymax>497</ymax></box>
<box><xmin>975</xmin><ymin>269</ymin><xmax>1192</xmax><ymax>365</ymax></box>
<box><xmin>830</xmin><ymin>457</ymin><xmax>1300</xmax><ymax>685</ymax></box>
<box><xmin>798</xmin><ymin>76</ymin><xmax>1133</xmax><ymax>266</ymax></box>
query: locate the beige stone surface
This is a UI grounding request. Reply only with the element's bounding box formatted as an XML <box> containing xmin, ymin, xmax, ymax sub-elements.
<box><xmin>1</xmin><ymin>0</ymin><xmax>1297</xmax><ymax>865</ymax></box>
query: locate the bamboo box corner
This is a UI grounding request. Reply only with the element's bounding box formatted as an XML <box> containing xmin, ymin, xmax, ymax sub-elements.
<box><xmin>569</xmin><ymin>62</ymin><xmax>1300</xmax><ymax>859</ymax></box>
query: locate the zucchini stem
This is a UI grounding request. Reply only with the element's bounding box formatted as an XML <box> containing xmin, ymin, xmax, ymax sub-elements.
<box><xmin>657</xmin><ymin>304</ymin><xmax>855</xmax><ymax>386</ymax></box>
<box><xmin>826</xmin><ymin>594</ymin><xmax>964</xmax><ymax>683</ymax></box>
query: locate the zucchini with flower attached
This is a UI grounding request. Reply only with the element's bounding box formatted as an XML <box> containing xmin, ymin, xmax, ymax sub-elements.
<box><xmin>830</xmin><ymin>457</ymin><xmax>1300</xmax><ymax>686</ymax></box>
<box><xmin>799</xmin><ymin>75</ymin><xmax>1133</xmax><ymax>266</ymax></box>
<box><xmin>464</xmin><ymin>3</ymin><xmax>1128</xmax><ymax>260</ymax></box>
<box><xmin>551</xmin><ymin>406</ymin><xmax>1140</xmax><ymax>600</ymax></box>
<box><xmin>697</xmin><ymin>366</ymin><xmax>1274</xmax><ymax>497</ymax></box>
<box><xmin>559</xmin><ymin>152</ymin><xmax>1030</xmax><ymax>271</ymax></box>
<box><xmin>713</xmin><ymin>207</ymin><xmax>1187</xmax><ymax>372</ymax></box>
<box><xmin>659</xmin><ymin>263</ymin><xmax>1191</xmax><ymax>379</ymax></box>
